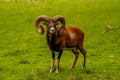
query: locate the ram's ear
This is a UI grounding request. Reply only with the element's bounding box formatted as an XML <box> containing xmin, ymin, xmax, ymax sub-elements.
<box><xmin>53</xmin><ymin>15</ymin><xmax>65</xmax><ymax>35</ymax></box>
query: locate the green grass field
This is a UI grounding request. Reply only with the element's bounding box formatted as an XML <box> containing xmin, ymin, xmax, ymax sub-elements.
<box><xmin>0</xmin><ymin>0</ymin><xmax>120</xmax><ymax>80</ymax></box>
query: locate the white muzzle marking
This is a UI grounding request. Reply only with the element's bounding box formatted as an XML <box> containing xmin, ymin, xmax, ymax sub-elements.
<box><xmin>50</xmin><ymin>27</ymin><xmax>55</xmax><ymax>34</ymax></box>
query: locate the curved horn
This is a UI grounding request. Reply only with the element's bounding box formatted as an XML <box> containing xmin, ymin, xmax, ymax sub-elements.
<box><xmin>34</xmin><ymin>15</ymin><xmax>50</xmax><ymax>35</ymax></box>
<box><xmin>53</xmin><ymin>15</ymin><xmax>65</xmax><ymax>35</ymax></box>
<box><xmin>53</xmin><ymin>15</ymin><xmax>65</xmax><ymax>27</ymax></box>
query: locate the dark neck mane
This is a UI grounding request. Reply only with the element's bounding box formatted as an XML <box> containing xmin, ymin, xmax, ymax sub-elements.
<box><xmin>46</xmin><ymin>33</ymin><xmax>56</xmax><ymax>50</ymax></box>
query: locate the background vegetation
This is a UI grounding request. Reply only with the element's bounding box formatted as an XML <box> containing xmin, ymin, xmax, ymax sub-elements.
<box><xmin>0</xmin><ymin>0</ymin><xmax>120</xmax><ymax>80</ymax></box>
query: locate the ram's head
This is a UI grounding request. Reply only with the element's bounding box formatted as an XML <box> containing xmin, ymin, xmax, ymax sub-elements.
<box><xmin>34</xmin><ymin>15</ymin><xmax>65</xmax><ymax>35</ymax></box>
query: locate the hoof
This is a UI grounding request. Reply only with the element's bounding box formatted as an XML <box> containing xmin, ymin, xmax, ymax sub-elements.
<box><xmin>55</xmin><ymin>70</ymin><xmax>59</xmax><ymax>73</ymax></box>
<box><xmin>49</xmin><ymin>71</ymin><xmax>53</xmax><ymax>73</ymax></box>
<box><xmin>82</xmin><ymin>66</ymin><xmax>86</xmax><ymax>70</ymax></box>
<box><xmin>69</xmin><ymin>66</ymin><xmax>75</xmax><ymax>69</ymax></box>
<box><xmin>49</xmin><ymin>70</ymin><xmax>54</xmax><ymax>73</ymax></box>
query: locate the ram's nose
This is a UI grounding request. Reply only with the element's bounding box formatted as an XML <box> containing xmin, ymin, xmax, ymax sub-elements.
<box><xmin>50</xmin><ymin>27</ymin><xmax>55</xmax><ymax>34</ymax></box>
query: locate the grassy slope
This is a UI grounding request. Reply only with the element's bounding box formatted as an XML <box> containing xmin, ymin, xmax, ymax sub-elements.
<box><xmin>0</xmin><ymin>0</ymin><xmax>120</xmax><ymax>80</ymax></box>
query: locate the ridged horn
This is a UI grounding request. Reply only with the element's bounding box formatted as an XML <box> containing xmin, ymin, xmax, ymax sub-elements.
<box><xmin>53</xmin><ymin>15</ymin><xmax>65</xmax><ymax>35</ymax></box>
<box><xmin>34</xmin><ymin>15</ymin><xmax>50</xmax><ymax>35</ymax></box>
<box><xmin>53</xmin><ymin>15</ymin><xmax>65</xmax><ymax>27</ymax></box>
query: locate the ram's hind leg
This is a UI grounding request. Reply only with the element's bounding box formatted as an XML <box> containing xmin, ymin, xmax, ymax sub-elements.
<box><xmin>79</xmin><ymin>47</ymin><xmax>86</xmax><ymax>69</ymax></box>
<box><xmin>70</xmin><ymin>49</ymin><xmax>79</xmax><ymax>69</ymax></box>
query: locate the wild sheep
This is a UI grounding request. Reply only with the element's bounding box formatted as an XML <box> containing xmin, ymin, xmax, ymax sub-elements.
<box><xmin>34</xmin><ymin>15</ymin><xmax>86</xmax><ymax>73</ymax></box>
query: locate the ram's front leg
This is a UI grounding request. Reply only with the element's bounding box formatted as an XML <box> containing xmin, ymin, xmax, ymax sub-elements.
<box><xmin>56</xmin><ymin>50</ymin><xmax>63</xmax><ymax>73</ymax></box>
<box><xmin>49</xmin><ymin>51</ymin><xmax>55</xmax><ymax>73</ymax></box>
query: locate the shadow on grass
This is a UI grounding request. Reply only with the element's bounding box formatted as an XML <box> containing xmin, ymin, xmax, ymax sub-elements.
<box><xmin>82</xmin><ymin>69</ymin><xmax>94</xmax><ymax>74</ymax></box>
<box><xmin>2</xmin><ymin>49</ymin><xmax>29</xmax><ymax>57</ymax></box>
